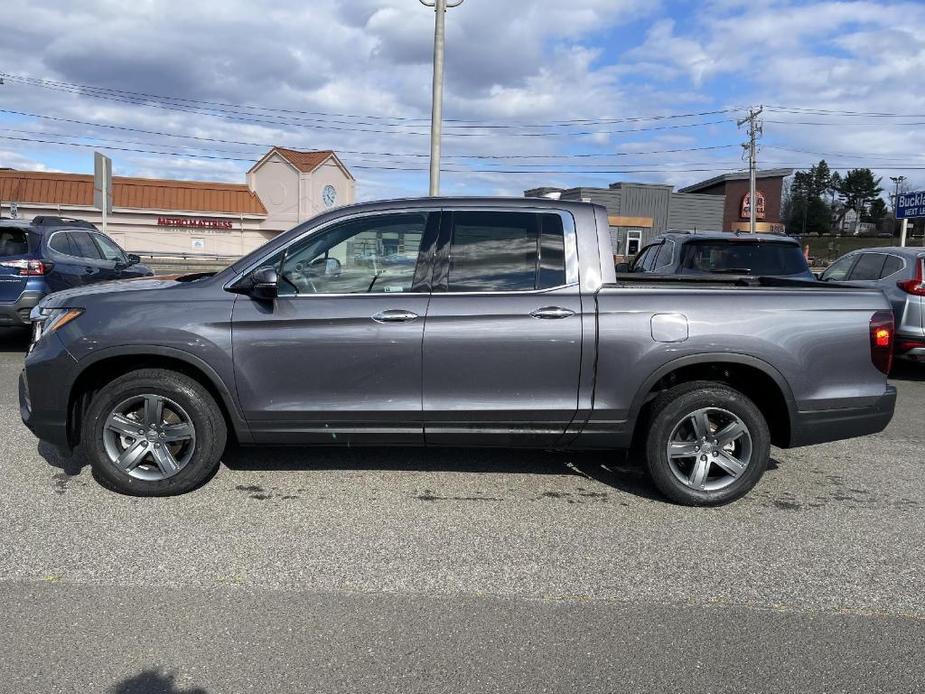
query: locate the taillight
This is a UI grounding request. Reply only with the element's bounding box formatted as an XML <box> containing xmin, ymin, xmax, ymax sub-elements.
<box><xmin>897</xmin><ymin>257</ymin><xmax>925</xmax><ymax>296</ymax></box>
<box><xmin>0</xmin><ymin>259</ymin><xmax>50</xmax><ymax>276</ymax></box>
<box><xmin>870</xmin><ymin>310</ymin><xmax>894</xmax><ymax>374</ymax></box>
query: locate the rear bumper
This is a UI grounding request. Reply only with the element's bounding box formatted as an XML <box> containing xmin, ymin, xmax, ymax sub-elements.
<box><xmin>0</xmin><ymin>290</ymin><xmax>44</xmax><ymax>328</ymax></box>
<box><xmin>895</xmin><ymin>335</ymin><xmax>925</xmax><ymax>359</ymax></box>
<box><xmin>788</xmin><ymin>386</ymin><xmax>897</xmax><ymax>447</ymax></box>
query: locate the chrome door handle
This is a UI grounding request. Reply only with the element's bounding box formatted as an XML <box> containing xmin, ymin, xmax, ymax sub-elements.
<box><xmin>530</xmin><ymin>306</ymin><xmax>575</xmax><ymax>319</ymax></box>
<box><xmin>372</xmin><ymin>309</ymin><xmax>419</xmax><ymax>323</ymax></box>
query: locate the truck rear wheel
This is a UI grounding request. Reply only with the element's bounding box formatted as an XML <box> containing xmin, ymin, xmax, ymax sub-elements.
<box><xmin>81</xmin><ymin>368</ymin><xmax>227</xmax><ymax>496</ymax></box>
<box><xmin>644</xmin><ymin>381</ymin><xmax>770</xmax><ymax>506</ymax></box>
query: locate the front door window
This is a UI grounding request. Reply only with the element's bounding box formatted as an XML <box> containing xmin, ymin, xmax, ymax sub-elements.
<box><xmin>278</xmin><ymin>213</ymin><xmax>427</xmax><ymax>296</ymax></box>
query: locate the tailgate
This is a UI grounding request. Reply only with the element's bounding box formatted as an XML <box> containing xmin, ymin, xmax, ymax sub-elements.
<box><xmin>0</xmin><ymin>227</ymin><xmax>32</xmax><ymax>302</ymax></box>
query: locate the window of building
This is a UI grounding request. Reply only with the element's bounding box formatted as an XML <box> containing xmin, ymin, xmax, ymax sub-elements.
<box><xmin>625</xmin><ymin>229</ymin><xmax>642</xmax><ymax>257</ymax></box>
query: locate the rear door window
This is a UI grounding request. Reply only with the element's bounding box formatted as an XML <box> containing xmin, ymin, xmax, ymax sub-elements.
<box><xmin>679</xmin><ymin>240</ymin><xmax>809</xmax><ymax>275</ymax></box>
<box><xmin>69</xmin><ymin>231</ymin><xmax>103</xmax><ymax>260</ymax></box>
<box><xmin>848</xmin><ymin>253</ymin><xmax>886</xmax><ymax>281</ymax></box>
<box><xmin>48</xmin><ymin>231</ymin><xmax>76</xmax><ymax>256</ymax></box>
<box><xmin>881</xmin><ymin>255</ymin><xmax>904</xmax><ymax>278</ymax></box>
<box><xmin>445</xmin><ymin>211</ymin><xmax>567</xmax><ymax>292</ymax></box>
<box><xmin>0</xmin><ymin>228</ymin><xmax>29</xmax><ymax>257</ymax></box>
<box><xmin>632</xmin><ymin>245</ymin><xmax>656</xmax><ymax>272</ymax></box>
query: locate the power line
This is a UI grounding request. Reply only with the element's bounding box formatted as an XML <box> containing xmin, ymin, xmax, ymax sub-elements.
<box><xmin>765</xmin><ymin>145</ymin><xmax>925</xmax><ymax>162</ymax></box>
<box><xmin>0</xmin><ymin>73</ymin><xmax>736</xmax><ymax>137</ymax></box>
<box><xmin>0</xmin><ymin>115</ymin><xmax>742</xmax><ymax>161</ymax></box>
<box><xmin>0</xmin><ymin>72</ymin><xmax>740</xmax><ymax>128</ymax></box>
<box><xmin>767</xmin><ymin>105</ymin><xmax>925</xmax><ymax>118</ymax></box>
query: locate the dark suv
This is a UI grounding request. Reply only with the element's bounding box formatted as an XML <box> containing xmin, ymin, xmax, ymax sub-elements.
<box><xmin>624</xmin><ymin>230</ymin><xmax>814</xmax><ymax>280</ymax></box>
<box><xmin>0</xmin><ymin>216</ymin><xmax>153</xmax><ymax>328</ymax></box>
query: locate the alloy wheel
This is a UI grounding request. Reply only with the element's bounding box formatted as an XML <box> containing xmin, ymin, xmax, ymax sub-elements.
<box><xmin>666</xmin><ymin>406</ymin><xmax>752</xmax><ymax>492</ymax></box>
<box><xmin>101</xmin><ymin>394</ymin><xmax>196</xmax><ymax>481</ymax></box>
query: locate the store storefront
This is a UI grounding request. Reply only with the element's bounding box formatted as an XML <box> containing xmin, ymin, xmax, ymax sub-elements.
<box><xmin>0</xmin><ymin>147</ymin><xmax>355</xmax><ymax>257</ymax></box>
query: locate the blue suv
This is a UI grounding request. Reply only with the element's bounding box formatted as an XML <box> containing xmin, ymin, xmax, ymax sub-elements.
<box><xmin>0</xmin><ymin>216</ymin><xmax>153</xmax><ymax>329</ymax></box>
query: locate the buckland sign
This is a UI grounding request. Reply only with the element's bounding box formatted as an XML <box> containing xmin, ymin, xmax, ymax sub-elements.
<box><xmin>896</xmin><ymin>191</ymin><xmax>925</xmax><ymax>219</ymax></box>
<box><xmin>156</xmin><ymin>216</ymin><xmax>234</xmax><ymax>230</ymax></box>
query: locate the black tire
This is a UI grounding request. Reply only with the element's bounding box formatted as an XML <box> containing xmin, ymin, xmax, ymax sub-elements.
<box><xmin>81</xmin><ymin>368</ymin><xmax>227</xmax><ymax>496</ymax></box>
<box><xmin>644</xmin><ymin>380</ymin><xmax>770</xmax><ymax>506</ymax></box>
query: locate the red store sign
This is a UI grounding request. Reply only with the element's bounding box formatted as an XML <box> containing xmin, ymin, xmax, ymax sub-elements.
<box><xmin>740</xmin><ymin>192</ymin><xmax>766</xmax><ymax>220</ymax></box>
<box><xmin>157</xmin><ymin>216</ymin><xmax>234</xmax><ymax>230</ymax></box>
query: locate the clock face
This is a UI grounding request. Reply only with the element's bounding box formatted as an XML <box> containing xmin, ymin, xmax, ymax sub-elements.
<box><xmin>322</xmin><ymin>185</ymin><xmax>337</xmax><ymax>208</ymax></box>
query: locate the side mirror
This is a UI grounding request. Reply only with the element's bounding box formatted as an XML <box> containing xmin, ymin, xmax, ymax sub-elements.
<box><xmin>615</xmin><ymin>262</ymin><xmax>631</xmax><ymax>273</ymax></box>
<box><xmin>126</xmin><ymin>254</ymin><xmax>141</xmax><ymax>266</ymax></box>
<box><xmin>248</xmin><ymin>266</ymin><xmax>279</xmax><ymax>300</ymax></box>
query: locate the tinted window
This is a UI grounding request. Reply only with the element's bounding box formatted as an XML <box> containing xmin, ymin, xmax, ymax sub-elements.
<box><xmin>93</xmin><ymin>233</ymin><xmax>126</xmax><ymax>262</ymax></box>
<box><xmin>632</xmin><ymin>245</ymin><xmax>655</xmax><ymax>272</ymax></box>
<box><xmin>654</xmin><ymin>240</ymin><xmax>674</xmax><ymax>268</ymax></box>
<box><xmin>537</xmin><ymin>215</ymin><xmax>566</xmax><ymax>289</ymax></box>
<box><xmin>279</xmin><ymin>213</ymin><xmax>427</xmax><ymax>296</ymax></box>
<box><xmin>848</xmin><ymin>253</ymin><xmax>887</xmax><ymax>281</ymax></box>
<box><xmin>821</xmin><ymin>254</ymin><xmax>856</xmax><ymax>282</ymax></box>
<box><xmin>446</xmin><ymin>211</ymin><xmax>566</xmax><ymax>292</ymax></box>
<box><xmin>48</xmin><ymin>231</ymin><xmax>75</xmax><ymax>256</ymax></box>
<box><xmin>679</xmin><ymin>241</ymin><xmax>809</xmax><ymax>275</ymax></box>
<box><xmin>69</xmin><ymin>232</ymin><xmax>103</xmax><ymax>260</ymax></box>
<box><xmin>881</xmin><ymin>255</ymin><xmax>904</xmax><ymax>278</ymax></box>
<box><xmin>0</xmin><ymin>228</ymin><xmax>29</xmax><ymax>257</ymax></box>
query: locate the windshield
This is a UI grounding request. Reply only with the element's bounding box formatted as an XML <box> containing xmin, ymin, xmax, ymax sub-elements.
<box><xmin>679</xmin><ymin>240</ymin><xmax>809</xmax><ymax>276</ymax></box>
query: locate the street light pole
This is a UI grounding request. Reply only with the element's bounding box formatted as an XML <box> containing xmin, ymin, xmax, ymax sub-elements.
<box><xmin>420</xmin><ymin>0</ymin><xmax>463</xmax><ymax>197</ymax></box>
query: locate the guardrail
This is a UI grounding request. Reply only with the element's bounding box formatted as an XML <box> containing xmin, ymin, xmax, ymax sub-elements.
<box><xmin>131</xmin><ymin>251</ymin><xmax>241</xmax><ymax>274</ymax></box>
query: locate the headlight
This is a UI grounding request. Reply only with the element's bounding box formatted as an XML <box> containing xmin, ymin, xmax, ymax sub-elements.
<box><xmin>29</xmin><ymin>307</ymin><xmax>84</xmax><ymax>350</ymax></box>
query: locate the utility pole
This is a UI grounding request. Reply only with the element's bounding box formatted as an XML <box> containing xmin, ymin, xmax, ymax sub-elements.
<box><xmin>890</xmin><ymin>175</ymin><xmax>907</xmax><ymax>245</ymax></box>
<box><xmin>420</xmin><ymin>0</ymin><xmax>464</xmax><ymax>197</ymax></box>
<box><xmin>738</xmin><ymin>106</ymin><xmax>763</xmax><ymax>233</ymax></box>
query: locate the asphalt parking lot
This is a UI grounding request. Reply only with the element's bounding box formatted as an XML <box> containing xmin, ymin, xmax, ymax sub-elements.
<box><xmin>0</xmin><ymin>328</ymin><xmax>922</xmax><ymax>693</ymax></box>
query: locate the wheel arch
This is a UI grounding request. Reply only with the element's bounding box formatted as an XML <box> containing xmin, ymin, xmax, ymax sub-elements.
<box><xmin>66</xmin><ymin>346</ymin><xmax>251</xmax><ymax>449</ymax></box>
<box><xmin>628</xmin><ymin>353</ymin><xmax>796</xmax><ymax>449</ymax></box>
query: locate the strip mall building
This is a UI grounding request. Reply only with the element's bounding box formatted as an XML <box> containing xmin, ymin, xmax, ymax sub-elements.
<box><xmin>0</xmin><ymin>147</ymin><xmax>355</xmax><ymax>257</ymax></box>
<box><xmin>526</xmin><ymin>168</ymin><xmax>793</xmax><ymax>260</ymax></box>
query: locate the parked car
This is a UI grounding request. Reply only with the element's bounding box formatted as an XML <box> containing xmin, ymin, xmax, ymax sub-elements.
<box><xmin>819</xmin><ymin>247</ymin><xmax>925</xmax><ymax>361</ymax></box>
<box><xmin>621</xmin><ymin>230</ymin><xmax>815</xmax><ymax>281</ymax></box>
<box><xmin>0</xmin><ymin>216</ymin><xmax>153</xmax><ymax>329</ymax></box>
<box><xmin>21</xmin><ymin>199</ymin><xmax>896</xmax><ymax>505</ymax></box>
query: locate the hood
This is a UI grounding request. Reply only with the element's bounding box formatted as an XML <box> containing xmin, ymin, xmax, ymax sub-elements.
<box><xmin>39</xmin><ymin>274</ymin><xmax>185</xmax><ymax>309</ymax></box>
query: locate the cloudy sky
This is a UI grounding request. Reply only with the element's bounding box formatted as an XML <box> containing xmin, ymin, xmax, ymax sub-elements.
<box><xmin>1</xmin><ymin>0</ymin><xmax>924</xmax><ymax>200</ymax></box>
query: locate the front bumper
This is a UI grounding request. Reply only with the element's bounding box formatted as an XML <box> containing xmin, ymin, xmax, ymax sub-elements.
<box><xmin>19</xmin><ymin>331</ymin><xmax>78</xmax><ymax>451</ymax></box>
<box><xmin>788</xmin><ymin>386</ymin><xmax>897</xmax><ymax>447</ymax></box>
<box><xmin>0</xmin><ymin>290</ymin><xmax>44</xmax><ymax>328</ymax></box>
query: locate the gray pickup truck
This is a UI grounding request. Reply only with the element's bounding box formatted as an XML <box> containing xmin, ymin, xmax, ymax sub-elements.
<box><xmin>20</xmin><ymin>198</ymin><xmax>897</xmax><ymax>505</ymax></box>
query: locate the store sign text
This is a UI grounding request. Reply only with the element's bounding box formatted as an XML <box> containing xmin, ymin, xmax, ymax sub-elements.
<box><xmin>740</xmin><ymin>192</ymin><xmax>766</xmax><ymax>220</ymax></box>
<box><xmin>157</xmin><ymin>216</ymin><xmax>234</xmax><ymax>230</ymax></box>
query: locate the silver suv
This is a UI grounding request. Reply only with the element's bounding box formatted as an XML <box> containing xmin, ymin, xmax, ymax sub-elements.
<box><xmin>821</xmin><ymin>247</ymin><xmax>925</xmax><ymax>361</ymax></box>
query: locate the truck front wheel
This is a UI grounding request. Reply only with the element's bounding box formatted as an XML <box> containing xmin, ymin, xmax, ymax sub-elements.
<box><xmin>81</xmin><ymin>368</ymin><xmax>227</xmax><ymax>496</ymax></box>
<box><xmin>644</xmin><ymin>381</ymin><xmax>770</xmax><ymax>506</ymax></box>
